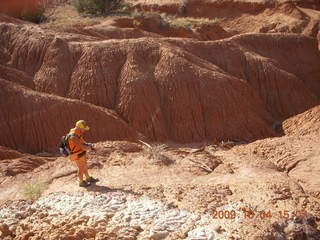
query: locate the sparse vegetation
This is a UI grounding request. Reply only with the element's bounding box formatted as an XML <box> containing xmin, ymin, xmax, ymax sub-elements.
<box><xmin>164</xmin><ymin>16</ymin><xmax>219</xmax><ymax>29</ymax></box>
<box><xmin>128</xmin><ymin>11</ymin><xmax>219</xmax><ymax>31</ymax></box>
<box><xmin>21</xmin><ymin>179</ymin><xmax>48</xmax><ymax>200</ymax></box>
<box><xmin>73</xmin><ymin>0</ymin><xmax>124</xmax><ymax>15</ymax></box>
<box><xmin>119</xmin><ymin>2</ymin><xmax>133</xmax><ymax>12</ymax></box>
<box><xmin>133</xmin><ymin>19</ymin><xmax>142</xmax><ymax>27</ymax></box>
<box><xmin>140</xmin><ymin>141</ymin><xmax>174</xmax><ymax>165</ymax></box>
<box><xmin>41</xmin><ymin>2</ymin><xmax>103</xmax><ymax>28</ymax></box>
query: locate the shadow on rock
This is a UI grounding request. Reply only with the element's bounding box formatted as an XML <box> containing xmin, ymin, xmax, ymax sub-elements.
<box><xmin>86</xmin><ymin>183</ymin><xmax>141</xmax><ymax>196</ymax></box>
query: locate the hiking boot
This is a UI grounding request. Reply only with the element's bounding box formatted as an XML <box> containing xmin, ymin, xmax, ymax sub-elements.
<box><xmin>79</xmin><ymin>180</ymin><xmax>91</xmax><ymax>187</ymax></box>
<box><xmin>86</xmin><ymin>176</ymin><xmax>99</xmax><ymax>183</ymax></box>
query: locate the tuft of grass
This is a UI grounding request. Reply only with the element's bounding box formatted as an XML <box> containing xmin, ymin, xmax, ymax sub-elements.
<box><xmin>144</xmin><ymin>144</ymin><xmax>174</xmax><ymax>165</ymax></box>
<box><xmin>21</xmin><ymin>180</ymin><xmax>48</xmax><ymax>200</ymax></box>
<box><xmin>133</xmin><ymin>19</ymin><xmax>142</xmax><ymax>27</ymax></box>
<box><xmin>159</xmin><ymin>14</ymin><xmax>220</xmax><ymax>30</ymax></box>
<box><xmin>166</xmin><ymin>16</ymin><xmax>219</xmax><ymax>29</ymax></box>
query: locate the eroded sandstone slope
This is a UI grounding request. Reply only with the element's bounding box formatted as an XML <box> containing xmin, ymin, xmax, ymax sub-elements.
<box><xmin>1</xmin><ymin>12</ymin><xmax>319</xmax><ymax>152</ymax></box>
<box><xmin>0</xmin><ymin>79</ymin><xmax>137</xmax><ymax>153</ymax></box>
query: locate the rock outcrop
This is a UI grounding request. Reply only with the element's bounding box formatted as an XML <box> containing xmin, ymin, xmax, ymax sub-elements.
<box><xmin>0</xmin><ymin>146</ymin><xmax>24</xmax><ymax>160</ymax></box>
<box><xmin>130</xmin><ymin>0</ymin><xmax>320</xmax><ymax>39</ymax></box>
<box><xmin>283</xmin><ymin>105</ymin><xmax>320</xmax><ymax>136</ymax></box>
<box><xmin>233</xmin><ymin>105</ymin><xmax>320</xmax><ymax>197</ymax></box>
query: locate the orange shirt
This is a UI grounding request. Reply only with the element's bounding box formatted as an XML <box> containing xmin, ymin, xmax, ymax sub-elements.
<box><xmin>68</xmin><ymin>128</ymin><xmax>85</xmax><ymax>153</ymax></box>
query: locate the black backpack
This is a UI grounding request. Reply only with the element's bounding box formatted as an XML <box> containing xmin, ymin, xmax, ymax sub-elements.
<box><xmin>59</xmin><ymin>134</ymin><xmax>76</xmax><ymax>156</ymax></box>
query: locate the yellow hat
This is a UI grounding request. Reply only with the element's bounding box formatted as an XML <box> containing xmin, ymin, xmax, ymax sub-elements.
<box><xmin>76</xmin><ymin>120</ymin><xmax>90</xmax><ymax>131</ymax></box>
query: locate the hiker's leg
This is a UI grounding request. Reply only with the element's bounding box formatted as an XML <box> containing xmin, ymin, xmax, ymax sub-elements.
<box><xmin>70</xmin><ymin>154</ymin><xmax>84</xmax><ymax>182</ymax></box>
<box><xmin>74</xmin><ymin>158</ymin><xmax>85</xmax><ymax>182</ymax></box>
<box><xmin>81</xmin><ymin>156</ymin><xmax>90</xmax><ymax>179</ymax></box>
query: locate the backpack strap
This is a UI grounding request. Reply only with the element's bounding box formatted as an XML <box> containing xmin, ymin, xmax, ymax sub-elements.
<box><xmin>67</xmin><ymin>133</ymin><xmax>81</xmax><ymax>153</ymax></box>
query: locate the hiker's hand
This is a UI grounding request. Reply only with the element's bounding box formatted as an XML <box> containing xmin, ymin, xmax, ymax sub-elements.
<box><xmin>84</xmin><ymin>143</ymin><xmax>95</xmax><ymax>151</ymax></box>
<box><xmin>87</xmin><ymin>143</ymin><xmax>95</xmax><ymax>150</ymax></box>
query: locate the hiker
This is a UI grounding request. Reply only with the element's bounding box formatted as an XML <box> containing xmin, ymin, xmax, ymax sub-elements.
<box><xmin>68</xmin><ymin>120</ymin><xmax>99</xmax><ymax>187</ymax></box>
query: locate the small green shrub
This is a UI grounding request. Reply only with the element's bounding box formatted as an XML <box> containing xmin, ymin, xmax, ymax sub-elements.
<box><xmin>21</xmin><ymin>180</ymin><xmax>48</xmax><ymax>200</ymax></box>
<box><xmin>73</xmin><ymin>0</ymin><xmax>123</xmax><ymax>15</ymax></box>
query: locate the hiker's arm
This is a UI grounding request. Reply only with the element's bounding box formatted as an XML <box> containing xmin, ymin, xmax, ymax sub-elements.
<box><xmin>69</xmin><ymin>136</ymin><xmax>91</xmax><ymax>151</ymax></box>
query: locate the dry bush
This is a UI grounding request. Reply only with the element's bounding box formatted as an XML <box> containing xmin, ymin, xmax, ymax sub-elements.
<box><xmin>21</xmin><ymin>179</ymin><xmax>48</xmax><ymax>200</ymax></box>
<box><xmin>166</xmin><ymin>16</ymin><xmax>219</xmax><ymax>29</ymax></box>
<box><xmin>144</xmin><ymin>144</ymin><xmax>174</xmax><ymax>165</ymax></box>
<box><xmin>73</xmin><ymin>0</ymin><xmax>123</xmax><ymax>15</ymax></box>
<box><xmin>129</xmin><ymin>11</ymin><xmax>219</xmax><ymax>30</ymax></box>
